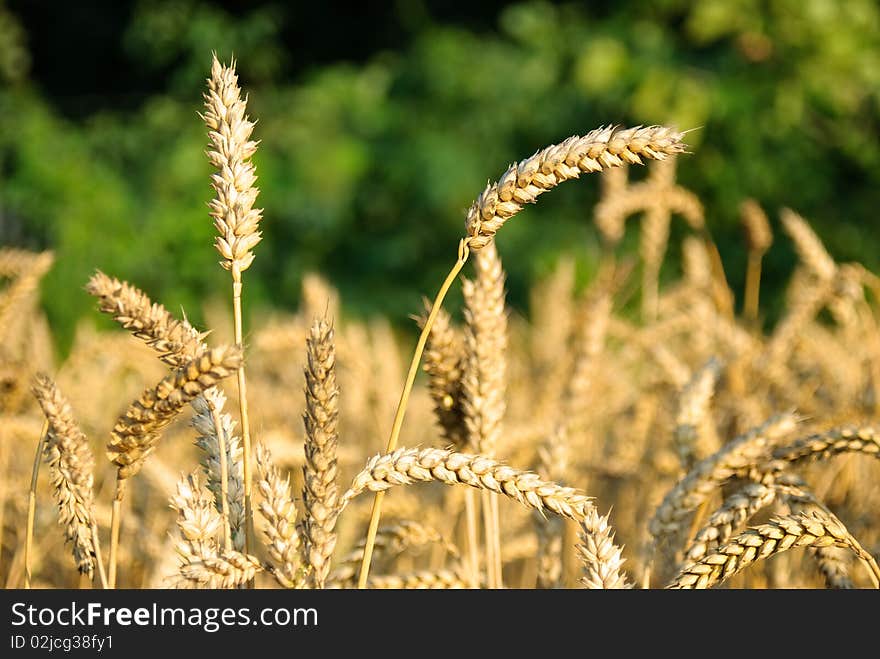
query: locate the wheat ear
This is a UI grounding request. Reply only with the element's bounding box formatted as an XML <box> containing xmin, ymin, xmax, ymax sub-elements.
<box><xmin>577</xmin><ymin>509</ymin><xmax>631</xmax><ymax>589</ymax></box>
<box><xmin>668</xmin><ymin>510</ymin><xmax>879</xmax><ymax>589</ymax></box>
<box><xmin>255</xmin><ymin>443</ymin><xmax>305</xmax><ymax>588</ymax></box>
<box><xmin>301</xmin><ymin>317</ymin><xmax>340</xmax><ymax>588</ymax></box>
<box><xmin>192</xmin><ymin>389</ymin><xmax>245</xmax><ymax>551</ymax></box>
<box><xmin>330</xmin><ymin>521</ymin><xmax>456</xmax><ymax>586</ymax></box>
<box><xmin>107</xmin><ymin>345</ymin><xmax>241</xmax><ymax>587</ymax></box>
<box><xmin>673</xmin><ymin>357</ymin><xmax>723</xmax><ymax>471</ymax></box>
<box><xmin>359</xmin><ymin>124</ymin><xmax>685</xmax><ymax>586</ymax></box>
<box><xmin>204</xmin><ymin>54</ymin><xmax>263</xmax><ymax>559</ymax></box>
<box><xmin>769</xmin><ymin>425</ymin><xmax>879</xmax><ymax>466</ymax></box>
<box><xmin>170</xmin><ymin>472</ymin><xmax>263</xmax><ymax>589</ymax></box>
<box><xmin>31</xmin><ymin>375</ymin><xmax>104</xmax><ymax>585</ymax></box>
<box><xmin>343</xmin><ymin>447</ymin><xmax>594</xmax><ymax>522</ymax></box>
<box><xmin>780</xmin><ymin>208</ymin><xmax>836</xmax><ymax>281</ymax></box>
<box><xmin>683</xmin><ymin>482</ymin><xmax>777</xmax><ymax>564</ymax></box>
<box><xmin>418</xmin><ymin>303</ymin><xmax>467</xmax><ymax>449</ymax></box>
<box><xmin>333</xmin><ymin>568</ymin><xmax>470</xmax><ymax>589</ymax></box>
<box><xmin>465</xmin><ymin>125</ymin><xmax>687</xmax><ymax>249</ymax></box>
<box><xmin>85</xmin><ymin>272</ymin><xmax>205</xmax><ymax>367</ymax></box>
<box><xmin>650</xmin><ymin>413</ymin><xmax>799</xmax><ymax>546</ymax></box>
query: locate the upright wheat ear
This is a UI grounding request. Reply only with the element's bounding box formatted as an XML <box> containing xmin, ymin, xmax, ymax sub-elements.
<box><xmin>31</xmin><ymin>375</ymin><xmax>106</xmax><ymax>588</ymax></box>
<box><xmin>301</xmin><ymin>317</ymin><xmax>340</xmax><ymax>589</ymax></box>
<box><xmin>358</xmin><ymin>124</ymin><xmax>687</xmax><ymax>587</ymax></box>
<box><xmin>204</xmin><ymin>54</ymin><xmax>262</xmax><ymax>560</ymax></box>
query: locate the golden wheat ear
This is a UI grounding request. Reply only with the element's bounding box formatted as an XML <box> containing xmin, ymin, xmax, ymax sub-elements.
<box><xmin>300</xmin><ymin>316</ymin><xmax>340</xmax><ymax>589</ymax></box>
<box><xmin>31</xmin><ymin>374</ymin><xmax>105</xmax><ymax>586</ymax></box>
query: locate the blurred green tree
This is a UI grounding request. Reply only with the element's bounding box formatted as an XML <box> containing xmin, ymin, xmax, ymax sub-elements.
<box><xmin>1</xmin><ymin>0</ymin><xmax>879</xmax><ymax>352</ymax></box>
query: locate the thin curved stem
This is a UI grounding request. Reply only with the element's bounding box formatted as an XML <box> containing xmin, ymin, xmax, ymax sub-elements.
<box><xmin>358</xmin><ymin>239</ymin><xmax>471</xmax><ymax>588</ymax></box>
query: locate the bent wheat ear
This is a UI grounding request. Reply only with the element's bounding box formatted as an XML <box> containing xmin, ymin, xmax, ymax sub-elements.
<box><xmin>86</xmin><ymin>272</ymin><xmax>205</xmax><ymax>367</ymax></box>
<box><xmin>108</xmin><ymin>345</ymin><xmax>242</xmax><ymax>479</ymax></box>
<box><xmin>769</xmin><ymin>425</ymin><xmax>880</xmax><ymax>466</ymax></box>
<box><xmin>342</xmin><ymin>447</ymin><xmax>595</xmax><ymax>523</ymax></box>
<box><xmin>31</xmin><ymin>375</ymin><xmax>97</xmax><ymax>578</ymax></box>
<box><xmin>650</xmin><ymin>413</ymin><xmax>799</xmax><ymax>543</ymax></box>
<box><xmin>668</xmin><ymin>510</ymin><xmax>878</xmax><ymax>589</ymax></box>
<box><xmin>465</xmin><ymin>125</ymin><xmax>687</xmax><ymax>249</ymax></box>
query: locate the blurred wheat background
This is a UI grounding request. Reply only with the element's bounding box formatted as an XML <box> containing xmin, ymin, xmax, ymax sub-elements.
<box><xmin>1</xmin><ymin>1</ymin><xmax>879</xmax><ymax>589</ymax></box>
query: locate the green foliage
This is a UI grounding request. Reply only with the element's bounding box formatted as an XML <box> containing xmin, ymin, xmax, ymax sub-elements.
<box><xmin>2</xmin><ymin>1</ymin><xmax>880</xmax><ymax>353</ymax></box>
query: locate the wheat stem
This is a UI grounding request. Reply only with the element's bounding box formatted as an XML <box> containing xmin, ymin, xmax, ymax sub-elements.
<box><xmin>24</xmin><ymin>420</ymin><xmax>48</xmax><ymax>589</ymax></box>
<box><xmin>107</xmin><ymin>477</ymin><xmax>126</xmax><ymax>589</ymax></box>
<box><xmin>357</xmin><ymin>238</ymin><xmax>470</xmax><ymax>588</ymax></box>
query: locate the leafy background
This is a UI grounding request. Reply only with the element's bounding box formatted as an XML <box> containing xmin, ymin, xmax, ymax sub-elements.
<box><xmin>2</xmin><ymin>0</ymin><xmax>879</xmax><ymax>352</ymax></box>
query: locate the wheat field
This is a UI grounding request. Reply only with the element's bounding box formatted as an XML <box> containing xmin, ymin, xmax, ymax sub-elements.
<box><xmin>2</xmin><ymin>56</ymin><xmax>878</xmax><ymax>590</ymax></box>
